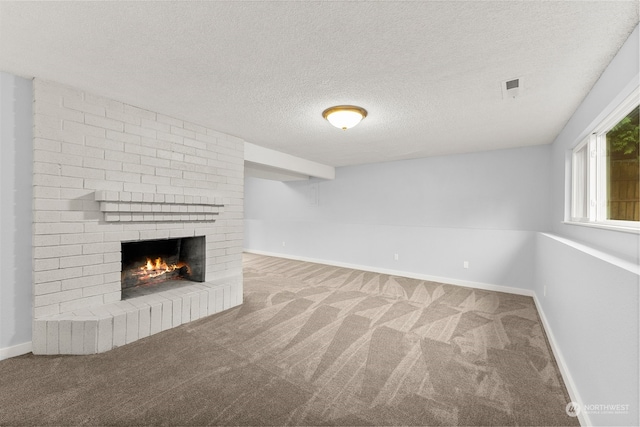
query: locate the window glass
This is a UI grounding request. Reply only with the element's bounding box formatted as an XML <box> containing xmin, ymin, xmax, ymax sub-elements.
<box><xmin>606</xmin><ymin>106</ymin><xmax>639</xmax><ymax>221</ymax></box>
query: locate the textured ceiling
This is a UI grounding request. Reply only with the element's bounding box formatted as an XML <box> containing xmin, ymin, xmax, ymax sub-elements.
<box><xmin>1</xmin><ymin>1</ymin><xmax>638</xmax><ymax>167</ymax></box>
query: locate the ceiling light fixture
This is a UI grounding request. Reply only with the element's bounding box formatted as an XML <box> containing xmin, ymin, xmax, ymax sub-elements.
<box><xmin>322</xmin><ymin>105</ymin><xmax>368</xmax><ymax>130</ymax></box>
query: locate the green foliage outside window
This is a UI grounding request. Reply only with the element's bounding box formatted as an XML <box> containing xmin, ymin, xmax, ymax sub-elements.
<box><xmin>608</xmin><ymin>106</ymin><xmax>639</xmax><ymax>157</ymax></box>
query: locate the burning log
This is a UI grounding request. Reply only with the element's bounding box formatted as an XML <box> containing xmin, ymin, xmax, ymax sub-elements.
<box><xmin>122</xmin><ymin>257</ymin><xmax>191</xmax><ymax>288</ymax></box>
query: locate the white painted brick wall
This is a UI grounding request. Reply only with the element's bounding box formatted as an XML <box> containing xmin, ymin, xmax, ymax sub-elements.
<box><xmin>32</xmin><ymin>79</ymin><xmax>244</xmax><ymax>353</ymax></box>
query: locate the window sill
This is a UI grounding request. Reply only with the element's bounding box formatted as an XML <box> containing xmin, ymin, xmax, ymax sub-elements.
<box><xmin>563</xmin><ymin>221</ymin><xmax>640</xmax><ymax>234</ymax></box>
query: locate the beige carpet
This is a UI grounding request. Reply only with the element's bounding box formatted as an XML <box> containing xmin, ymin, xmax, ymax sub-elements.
<box><xmin>0</xmin><ymin>253</ymin><xmax>579</xmax><ymax>426</ymax></box>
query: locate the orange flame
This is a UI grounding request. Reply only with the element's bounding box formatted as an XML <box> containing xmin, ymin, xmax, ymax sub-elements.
<box><xmin>138</xmin><ymin>257</ymin><xmax>189</xmax><ymax>279</ymax></box>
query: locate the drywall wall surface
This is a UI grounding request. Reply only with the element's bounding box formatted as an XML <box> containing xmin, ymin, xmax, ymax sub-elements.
<box><xmin>534</xmin><ymin>25</ymin><xmax>640</xmax><ymax>427</ymax></box>
<box><xmin>550</xmin><ymin>24</ymin><xmax>639</xmax><ymax>262</ymax></box>
<box><xmin>245</xmin><ymin>144</ymin><xmax>551</xmax><ymax>289</ymax></box>
<box><xmin>245</xmin><ymin>218</ymin><xmax>536</xmax><ymax>290</ymax></box>
<box><xmin>0</xmin><ymin>72</ymin><xmax>33</xmax><ymax>354</ymax></box>
<box><xmin>535</xmin><ymin>233</ymin><xmax>639</xmax><ymax>426</ymax></box>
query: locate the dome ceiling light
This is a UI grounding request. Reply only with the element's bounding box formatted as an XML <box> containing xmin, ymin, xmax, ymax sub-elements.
<box><xmin>322</xmin><ymin>105</ymin><xmax>368</xmax><ymax>130</ymax></box>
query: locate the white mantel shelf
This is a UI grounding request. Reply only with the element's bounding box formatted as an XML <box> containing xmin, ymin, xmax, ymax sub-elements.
<box><xmin>95</xmin><ymin>191</ymin><xmax>227</xmax><ymax>222</ymax></box>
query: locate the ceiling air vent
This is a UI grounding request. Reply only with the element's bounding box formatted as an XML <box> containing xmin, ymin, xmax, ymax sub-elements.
<box><xmin>505</xmin><ymin>79</ymin><xmax>519</xmax><ymax>90</ymax></box>
<box><xmin>502</xmin><ymin>77</ymin><xmax>522</xmax><ymax>100</ymax></box>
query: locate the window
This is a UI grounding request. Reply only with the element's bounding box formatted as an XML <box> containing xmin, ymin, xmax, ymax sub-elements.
<box><xmin>570</xmin><ymin>90</ymin><xmax>639</xmax><ymax>229</ymax></box>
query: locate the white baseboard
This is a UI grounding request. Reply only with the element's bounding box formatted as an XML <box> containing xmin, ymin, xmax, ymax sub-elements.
<box><xmin>533</xmin><ymin>295</ymin><xmax>590</xmax><ymax>427</ymax></box>
<box><xmin>0</xmin><ymin>341</ymin><xmax>32</xmax><ymax>361</ymax></box>
<box><xmin>244</xmin><ymin>249</ymin><xmax>534</xmax><ymax>297</ymax></box>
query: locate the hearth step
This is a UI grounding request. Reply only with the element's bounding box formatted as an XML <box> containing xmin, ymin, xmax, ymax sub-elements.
<box><xmin>32</xmin><ymin>280</ymin><xmax>241</xmax><ymax>355</ymax></box>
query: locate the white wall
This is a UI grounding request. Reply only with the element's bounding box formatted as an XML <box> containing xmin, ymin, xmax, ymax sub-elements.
<box><xmin>0</xmin><ymin>72</ymin><xmax>33</xmax><ymax>358</ymax></box>
<box><xmin>245</xmin><ymin>144</ymin><xmax>551</xmax><ymax>290</ymax></box>
<box><xmin>550</xmin><ymin>24</ymin><xmax>639</xmax><ymax>262</ymax></box>
<box><xmin>536</xmin><ymin>25</ymin><xmax>640</xmax><ymax>426</ymax></box>
<box><xmin>535</xmin><ymin>234</ymin><xmax>638</xmax><ymax>426</ymax></box>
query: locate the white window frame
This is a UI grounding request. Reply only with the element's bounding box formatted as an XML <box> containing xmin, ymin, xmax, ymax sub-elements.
<box><xmin>569</xmin><ymin>88</ymin><xmax>640</xmax><ymax>232</ymax></box>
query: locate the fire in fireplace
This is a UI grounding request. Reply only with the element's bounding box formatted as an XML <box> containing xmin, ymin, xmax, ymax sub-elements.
<box><xmin>121</xmin><ymin>236</ymin><xmax>205</xmax><ymax>296</ymax></box>
<box><xmin>129</xmin><ymin>256</ymin><xmax>190</xmax><ymax>285</ymax></box>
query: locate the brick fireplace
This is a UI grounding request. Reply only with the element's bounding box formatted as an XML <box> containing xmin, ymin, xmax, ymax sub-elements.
<box><xmin>31</xmin><ymin>80</ymin><xmax>244</xmax><ymax>355</ymax></box>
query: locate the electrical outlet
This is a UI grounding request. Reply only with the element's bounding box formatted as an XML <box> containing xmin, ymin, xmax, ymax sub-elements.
<box><xmin>463</xmin><ymin>261</ymin><xmax>469</xmax><ymax>269</ymax></box>
<box><xmin>394</xmin><ymin>253</ymin><xmax>399</xmax><ymax>261</ymax></box>
<box><xmin>282</xmin><ymin>241</ymin><xmax>286</xmax><ymax>247</ymax></box>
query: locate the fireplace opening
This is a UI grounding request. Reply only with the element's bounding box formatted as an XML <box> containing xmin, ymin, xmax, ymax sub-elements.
<box><xmin>121</xmin><ymin>236</ymin><xmax>205</xmax><ymax>298</ymax></box>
